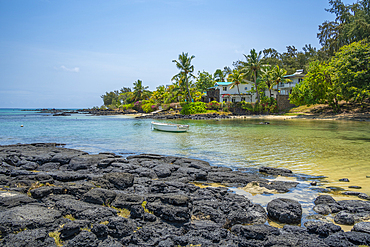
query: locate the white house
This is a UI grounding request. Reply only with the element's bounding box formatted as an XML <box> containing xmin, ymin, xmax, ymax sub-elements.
<box><xmin>275</xmin><ymin>69</ymin><xmax>305</xmax><ymax>95</ymax></box>
<box><xmin>205</xmin><ymin>69</ymin><xmax>305</xmax><ymax>103</ymax></box>
<box><xmin>212</xmin><ymin>81</ymin><xmax>274</xmax><ymax>103</ymax></box>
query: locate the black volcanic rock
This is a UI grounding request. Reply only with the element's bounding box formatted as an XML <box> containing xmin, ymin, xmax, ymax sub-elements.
<box><xmin>0</xmin><ymin>143</ymin><xmax>364</xmax><ymax>246</ymax></box>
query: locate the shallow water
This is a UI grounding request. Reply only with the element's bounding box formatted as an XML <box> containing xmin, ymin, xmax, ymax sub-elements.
<box><xmin>1</xmin><ymin>109</ymin><xmax>370</xmax><ymax>226</ymax></box>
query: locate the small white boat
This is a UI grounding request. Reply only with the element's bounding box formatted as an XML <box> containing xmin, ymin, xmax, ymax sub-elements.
<box><xmin>151</xmin><ymin>121</ymin><xmax>189</xmax><ymax>132</ymax></box>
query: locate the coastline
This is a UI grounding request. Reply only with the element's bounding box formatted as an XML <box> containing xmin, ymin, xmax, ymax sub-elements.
<box><xmin>1</xmin><ymin>143</ymin><xmax>370</xmax><ymax>246</ymax></box>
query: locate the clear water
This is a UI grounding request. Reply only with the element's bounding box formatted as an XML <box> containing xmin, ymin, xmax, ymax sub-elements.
<box><xmin>1</xmin><ymin>108</ymin><xmax>370</xmax><ymax>227</ymax></box>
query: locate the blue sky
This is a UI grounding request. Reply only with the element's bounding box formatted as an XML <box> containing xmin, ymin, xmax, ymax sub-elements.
<box><xmin>0</xmin><ymin>0</ymin><xmax>354</xmax><ymax>108</ymax></box>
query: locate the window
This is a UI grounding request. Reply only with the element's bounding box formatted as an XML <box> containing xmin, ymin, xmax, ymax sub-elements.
<box><xmin>223</xmin><ymin>98</ymin><xmax>228</xmax><ymax>102</ymax></box>
<box><xmin>241</xmin><ymin>97</ymin><xmax>245</xmax><ymax>101</ymax></box>
<box><xmin>223</xmin><ymin>86</ymin><xmax>227</xmax><ymax>91</ymax></box>
<box><xmin>244</xmin><ymin>87</ymin><xmax>248</xmax><ymax>90</ymax></box>
<box><xmin>232</xmin><ymin>98</ymin><xmax>236</xmax><ymax>103</ymax></box>
<box><xmin>298</xmin><ymin>78</ymin><xmax>303</xmax><ymax>83</ymax></box>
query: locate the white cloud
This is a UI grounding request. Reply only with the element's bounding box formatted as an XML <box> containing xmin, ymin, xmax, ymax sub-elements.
<box><xmin>56</xmin><ymin>65</ymin><xmax>80</xmax><ymax>72</ymax></box>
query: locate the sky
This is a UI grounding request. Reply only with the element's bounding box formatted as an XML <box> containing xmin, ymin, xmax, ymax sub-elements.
<box><xmin>0</xmin><ymin>0</ymin><xmax>355</xmax><ymax>108</ymax></box>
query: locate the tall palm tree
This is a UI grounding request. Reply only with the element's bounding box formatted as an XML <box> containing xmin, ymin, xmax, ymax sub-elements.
<box><xmin>132</xmin><ymin>80</ymin><xmax>151</xmax><ymax>102</ymax></box>
<box><xmin>172</xmin><ymin>52</ymin><xmax>195</xmax><ymax>102</ymax></box>
<box><xmin>260</xmin><ymin>65</ymin><xmax>274</xmax><ymax>98</ymax></box>
<box><xmin>227</xmin><ymin>69</ymin><xmax>247</xmax><ymax>99</ymax></box>
<box><xmin>242</xmin><ymin>49</ymin><xmax>264</xmax><ymax>103</ymax></box>
<box><xmin>271</xmin><ymin>65</ymin><xmax>291</xmax><ymax>96</ymax></box>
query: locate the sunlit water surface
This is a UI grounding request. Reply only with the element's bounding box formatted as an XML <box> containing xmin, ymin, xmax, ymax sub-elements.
<box><xmin>1</xmin><ymin>109</ymin><xmax>369</xmax><ymax>227</ymax></box>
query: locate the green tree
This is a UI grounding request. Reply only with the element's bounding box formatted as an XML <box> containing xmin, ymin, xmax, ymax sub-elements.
<box><xmin>318</xmin><ymin>0</ymin><xmax>370</xmax><ymax>56</ymax></box>
<box><xmin>271</xmin><ymin>65</ymin><xmax>291</xmax><ymax>97</ymax></box>
<box><xmin>196</xmin><ymin>71</ymin><xmax>215</xmax><ymax>93</ymax></box>
<box><xmin>132</xmin><ymin>80</ymin><xmax>151</xmax><ymax>102</ymax></box>
<box><xmin>227</xmin><ymin>69</ymin><xmax>247</xmax><ymax>98</ymax></box>
<box><xmin>260</xmin><ymin>65</ymin><xmax>274</xmax><ymax>98</ymax></box>
<box><xmin>101</xmin><ymin>90</ymin><xmax>120</xmax><ymax>106</ymax></box>
<box><xmin>242</xmin><ymin>49</ymin><xmax>265</xmax><ymax>103</ymax></box>
<box><xmin>172</xmin><ymin>52</ymin><xmax>196</xmax><ymax>102</ymax></box>
<box><xmin>330</xmin><ymin>40</ymin><xmax>370</xmax><ymax>103</ymax></box>
<box><xmin>289</xmin><ymin>61</ymin><xmax>341</xmax><ymax>111</ymax></box>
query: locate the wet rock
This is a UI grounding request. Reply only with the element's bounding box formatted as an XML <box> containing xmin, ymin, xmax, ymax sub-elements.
<box><xmin>267</xmin><ymin>198</ymin><xmax>302</xmax><ymax>224</ymax></box>
<box><xmin>352</xmin><ymin>222</ymin><xmax>370</xmax><ymax>234</ymax></box>
<box><xmin>323</xmin><ymin>232</ymin><xmax>356</xmax><ymax>247</ymax></box>
<box><xmin>358</xmin><ymin>193</ymin><xmax>370</xmax><ymax>200</ymax></box>
<box><xmin>344</xmin><ymin>231</ymin><xmax>370</xmax><ymax>246</ymax></box>
<box><xmin>259</xmin><ymin>167</ymin><xmax>293</xmax><ymax>176</ymax></box>
<box><xmin>313</xmin><ymin>204</ymin><xmax>331</xmax><ymax>215</ymax></box>
<box><xmin>339</xmin><ymin>178</ymin><xmax>350</xmax><ymax>182</ymax></box>
<box><xmin>314</xmin><ymin>195</ymin><xmax>337</xmax><ymax>205</ymax></box>
<box><xmin>334</xmin><ymin>211</ymin><xmax>355</xmax><ymax>225</ymax></box>
<box><xmin>304</xmin><ymin>221</ymin><xmax>342</xmax><ymax>237</ymax></box>
<box><xmin>348</xmin><ymin>185</ymin><xmax>361</xmax><ymax>189</ymax></box>
<box><xmin>97</xmin><ymin>158</ymin><xmax>116</xmax><ymax>168</ymax></box>
<box><xmin>231</xmin><ymin>224</ymin><xmax>279</xmax><ymax>241</ymax></box>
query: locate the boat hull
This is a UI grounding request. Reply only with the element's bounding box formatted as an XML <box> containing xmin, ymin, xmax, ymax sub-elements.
<box><xmin>151</xmin><ymin>122</ymin><xmax>189</xmax><ymax>132</ymax></box>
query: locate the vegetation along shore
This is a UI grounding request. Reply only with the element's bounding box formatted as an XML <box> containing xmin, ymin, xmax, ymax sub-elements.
<box><xmin>94</xmin><ymin>0</ymin><xmax>369</xmax><ymax>121</ymax></box>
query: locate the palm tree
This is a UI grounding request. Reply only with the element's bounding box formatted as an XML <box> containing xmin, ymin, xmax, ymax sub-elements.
<box><xmin>260</xmin><ymin>65</ymin><xmax>274</xmax><ymax>98</ymax></box>
<box><xmin>132</xmin><ymin>80</ymin><xmax>151</xmax><ymax>102</ymax></box>
<box><xmin>271</xmin><ymin>65</ymin><xmax>291</xmax><ymax>96</ymax></box>
<box><xmin>242</xmin><ymin>49</ymin><xmax>265</xmax><ymax>103</ymax></box>
<box><xmin>214</xmin><ymin>69</ymin><xmax>225</xmax><ymax>82</ymax></box>
<box><xmin>227</xmin><ymin>69</ymin><xmax>247</xmax><ymax>99</ymax></box>
<box><xmin>172</xmin><ymin>52</ymin><xmax>195</xmax><ymax>102</ymax></box>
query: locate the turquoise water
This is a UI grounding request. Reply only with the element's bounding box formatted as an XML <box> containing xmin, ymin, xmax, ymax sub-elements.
<box><xmin>1</xmin><ymin>108</ymin><xmax>370</xmax><ymax>226</ymax></box>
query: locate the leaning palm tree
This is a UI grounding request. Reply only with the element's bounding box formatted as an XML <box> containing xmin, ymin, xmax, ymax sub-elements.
<box><xmin>242</xmin><ymin>49</ymin><xmax>265</xmax><ymax>103</ymax></box>
<box><xmin>227</xmin><ymin>69</ymin><xmax>247</xmax><ymax>99</ymax></box>
<box><xmin>172</xmin><ymin>52</ymin><xmax>195</xmax><ymax>102</ymax></box>
<box><xmin>132</xmin><ymin>80</ymin><xmax>151</xmax><ymax>102</ymax></box>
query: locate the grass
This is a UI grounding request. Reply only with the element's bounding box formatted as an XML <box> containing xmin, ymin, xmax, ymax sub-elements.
<box><xmin>108</xmin><ymin>205</ymin><xmax>130</xmax><ymax>218</ymax></box>
<box><xmin>49</xmin><ymin>231</ymin><xmax>63</xmax><ymax>247</ymax></box>
<box><xmin>26</xmin><ymin>182</ymin><xmax>55</xmax><ymax>196</ymax></box>
<box><xmin>141</xmin><ymin>201</ymin><xmax>154</xmax><ymax>214</ymax></box>
<box><xmin>63</xmin><ymin>214</ymin><xmax>75</xmax><ymax>221</ymax></box>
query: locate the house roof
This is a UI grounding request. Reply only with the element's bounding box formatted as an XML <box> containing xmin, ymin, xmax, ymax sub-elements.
<box><xmin>284</xmin><ymin>69</ymin><xmax>306</xmax><ymax>78</ymax></box>
<box><xmin>215</xmin><ymin>82</ymin><xmax>233</xmax><ymax>86</ymax></box>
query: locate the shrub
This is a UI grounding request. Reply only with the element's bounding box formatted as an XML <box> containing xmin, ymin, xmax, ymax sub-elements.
<box><xmin>180</xmin><ymin>102</ymin><xmax>207</xmax><ymax>115</ymax></box>
<box><xmin>207</xmin><ymin>101</ymin><xmax>221</xmax><ymax>110</ymax></box>
<box><xmin>133</xmin><ymin>101</ymin><xmax>142</xmax><ymax>111</ymax></box>
<box><xmin>142</xmin><ymin>103</ymin><xmax>154</xmax><ymax>113</ymax></box>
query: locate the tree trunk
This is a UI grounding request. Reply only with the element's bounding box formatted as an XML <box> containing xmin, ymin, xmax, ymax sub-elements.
<box><xmin>254</xmin><ymin>70</ymin><xmax>260</xmax><ymax>103</ymax></box>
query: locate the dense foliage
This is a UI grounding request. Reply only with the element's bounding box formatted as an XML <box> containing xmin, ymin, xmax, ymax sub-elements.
<box><xmin>290</xmin><ymin>40</ymin><xmax>370</xmax><ymax>111</ymax></box>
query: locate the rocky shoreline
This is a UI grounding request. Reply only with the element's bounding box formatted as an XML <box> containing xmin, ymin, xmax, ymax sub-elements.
<box><xmin>1</xmin><ymin>143</ymin><xmax>370</xmax><ymax>246</ymax></box>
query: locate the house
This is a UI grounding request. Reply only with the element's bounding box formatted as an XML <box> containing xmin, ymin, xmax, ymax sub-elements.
<box><xmin>204</xmin><ymin>81</ymin><xmax>270</xmax><ymax>103</ymax></box>
<box><xmin>276</xmin><ymin>69</ymin><xmax>305</xmax><ymax>95</ymax></box>
<box><xmin>204</xmin><ymin>69</ymin><xmax>305</xmax><ymax>103</ymax></box>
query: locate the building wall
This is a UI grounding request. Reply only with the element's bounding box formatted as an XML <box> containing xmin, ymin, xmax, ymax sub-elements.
<box><xmin>277</xmin><ymin>95</ymin><xmax>295</xmax><ymax>110</ymax></box>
